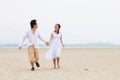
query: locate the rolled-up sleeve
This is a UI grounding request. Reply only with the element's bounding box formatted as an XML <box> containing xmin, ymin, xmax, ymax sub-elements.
<box><xmin>38</xmin><ymin>34</ymin><xmax>46</xmax><ymax>43</ymax></box>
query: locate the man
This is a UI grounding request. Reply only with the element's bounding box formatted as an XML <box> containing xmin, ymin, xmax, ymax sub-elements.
<box><xmin>19</xmin><ymin>19</ymin><xmax>49</xmax><ymax>71</ymax></box>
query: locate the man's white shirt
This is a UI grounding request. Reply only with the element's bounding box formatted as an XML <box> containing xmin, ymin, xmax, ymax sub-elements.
<box><xmin>19</xmin><ymin>30</ymin><xmax>45</xmax><ymax>48</ymax></box>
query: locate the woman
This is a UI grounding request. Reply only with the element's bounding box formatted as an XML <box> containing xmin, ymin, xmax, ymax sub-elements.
<box><xmin>46</xmin><ymin>24</ymin><xmax>64</xmax><ymax>69</ymax></box>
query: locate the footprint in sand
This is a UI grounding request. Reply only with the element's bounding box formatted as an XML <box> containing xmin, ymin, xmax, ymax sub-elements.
<box><xmin>84</xmin><ymin>69</ymin><xmax>88</xmax><ymax>71</ymax></box>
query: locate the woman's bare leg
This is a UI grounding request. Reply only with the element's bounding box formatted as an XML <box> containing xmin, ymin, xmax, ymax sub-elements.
<box><xmin>57</xmin><ymin>57</ymin><xmax>60</xmax><ymax>68</ymax></box>
<box><xmin>53</xmin><ymin>58</ymin><xmax>56</xmax><ymax>69</ymax></box>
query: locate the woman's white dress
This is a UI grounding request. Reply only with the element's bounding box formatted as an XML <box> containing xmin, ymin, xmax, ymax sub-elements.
<box><xmin>46</xmin><ymin>31</ymin><xmax>62</xmax><ymax>60</ymax></box>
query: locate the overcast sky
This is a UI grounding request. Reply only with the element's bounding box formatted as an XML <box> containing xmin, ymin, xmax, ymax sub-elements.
<box><xmin>0</xmin><ymin>0</ymin><xmax>120</xmax><ymax>44</ymax></box>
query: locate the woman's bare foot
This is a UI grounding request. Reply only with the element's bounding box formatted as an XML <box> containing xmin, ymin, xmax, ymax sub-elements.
<box><xmin>57</xmin><ymin>65</ymin><xmax>60</xmax><ymax>69</ymax></box>
<box><xmin>52</xmin><ymin>66</ymin><xmax>56</xmax><ymax>69</ymax></box>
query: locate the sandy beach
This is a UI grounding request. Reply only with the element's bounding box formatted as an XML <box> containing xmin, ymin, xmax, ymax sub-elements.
<box><xmin>0</xmin><ymin>47</ymin><xmax>120</xmax><ymax>80</ymax></box>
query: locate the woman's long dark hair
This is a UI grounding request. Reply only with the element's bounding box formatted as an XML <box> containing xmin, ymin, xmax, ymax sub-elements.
<box><xmin>55</xmin><ymin>24</ymin><xmax>61</xmax><ymax>34</ymax></box>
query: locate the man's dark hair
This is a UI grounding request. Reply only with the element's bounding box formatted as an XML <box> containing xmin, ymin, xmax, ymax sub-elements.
<box><xmin>30</xmin><ymin>19</ymin><xmax>37</xmax><ymax>29</ymax></box>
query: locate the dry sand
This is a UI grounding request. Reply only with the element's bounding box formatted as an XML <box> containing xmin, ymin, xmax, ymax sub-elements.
<box><xmin>0</xmin><ymin>47</ymin><xmax>120</xmax><ymax>80</ymax></box>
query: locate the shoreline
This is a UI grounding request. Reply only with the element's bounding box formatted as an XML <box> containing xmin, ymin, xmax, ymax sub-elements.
<box><xmin>0</xmin><ymin>46</ymin><xmax>120</xmax><ymax>49</ymax></box>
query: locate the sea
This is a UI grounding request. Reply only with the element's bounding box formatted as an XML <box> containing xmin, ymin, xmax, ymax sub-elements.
<box><xmin>0</xmin><ymin>42</ymin><xmax>120</xmax><ymax>48</ymax></box>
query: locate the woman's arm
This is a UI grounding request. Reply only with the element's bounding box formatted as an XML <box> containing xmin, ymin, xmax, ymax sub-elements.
<box><xmin>60</xmin><ymin>35</ymin><xmax>64</xmax><ymax>47</ymax></box>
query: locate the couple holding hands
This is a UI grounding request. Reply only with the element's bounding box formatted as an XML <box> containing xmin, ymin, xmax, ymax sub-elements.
<box><xmin>18</xmin><ymin>19</ymin><xmax>64</xmax><ymax>71</ymax></box>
